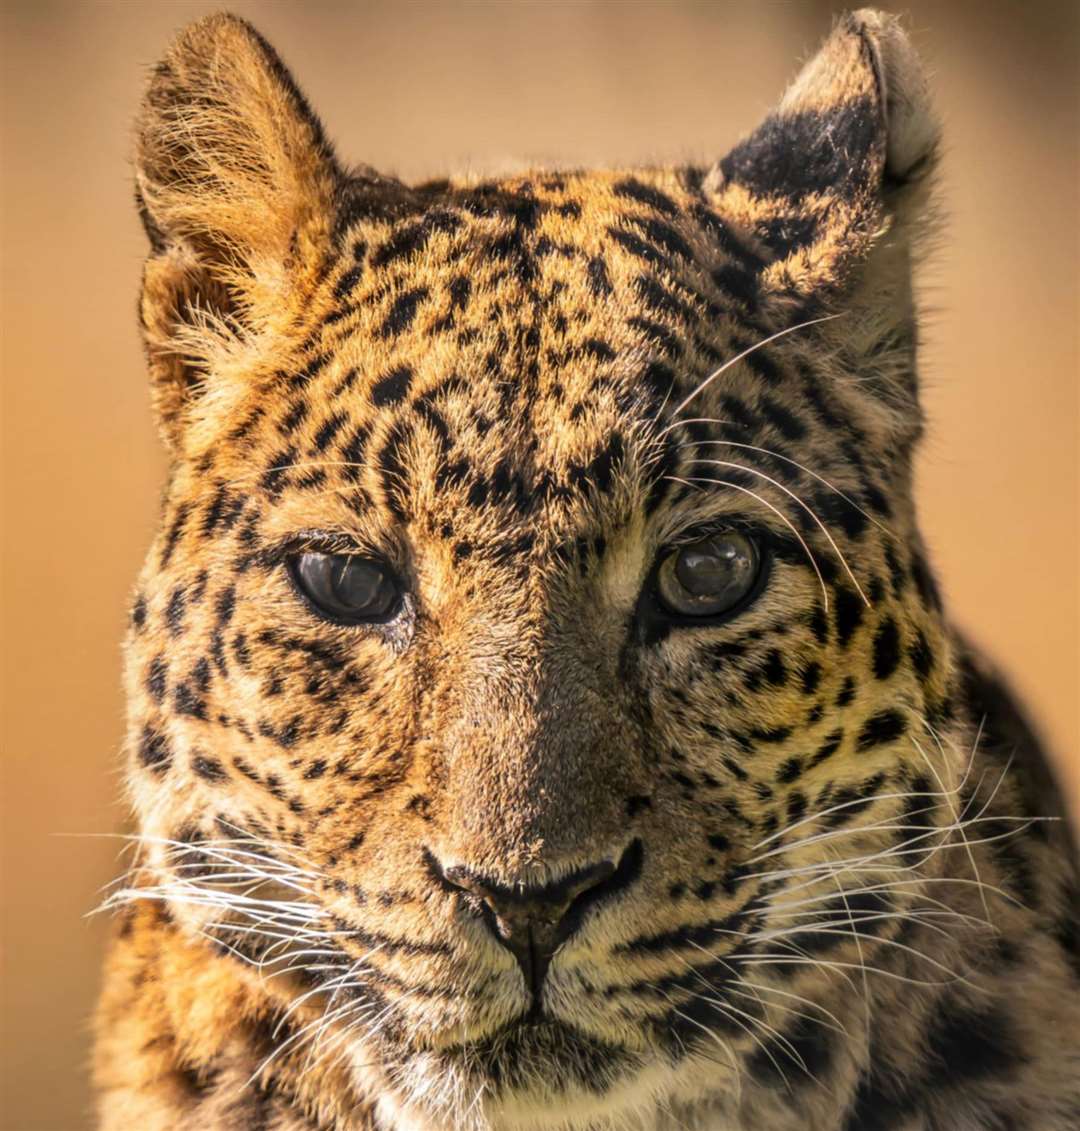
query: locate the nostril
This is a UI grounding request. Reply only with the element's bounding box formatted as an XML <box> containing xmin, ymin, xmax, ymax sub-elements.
<box><xmin>424</xmin><ymin>840</ymin><xmax>644</xmax><ymax>999</ymax></box>
<box><xmin>552</xmin><ymin>837</ymin><xmax>644</xmax><ymax>947</ymax></box>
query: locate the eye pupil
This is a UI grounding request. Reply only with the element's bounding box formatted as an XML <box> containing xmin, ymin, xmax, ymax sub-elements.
<box><xmin>291</xmin><ymin>552</ymin><xmax>400</xmax><ymax>623</ymax></box>
<box><xmin>657</xmin><ymin>532</ymin><xmax>762</xmax><ymax>619</ymax></box>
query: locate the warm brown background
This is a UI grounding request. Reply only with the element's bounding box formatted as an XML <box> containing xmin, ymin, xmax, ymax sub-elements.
<box><xmin>2</xmin><ymin>2</ymin><xmax>1077</xmax><ymax>1128</ymax></box>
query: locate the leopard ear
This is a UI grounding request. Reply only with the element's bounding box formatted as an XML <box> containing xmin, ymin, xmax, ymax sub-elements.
<box><xmin>135</xmin><ymin>14</ymin><xmax>341</xmax><ymax>451</ymax></box>
<box><xmin>707</xmin><ymin>9</ymin><xmax>939</xmax><ymax>305</ymax></box>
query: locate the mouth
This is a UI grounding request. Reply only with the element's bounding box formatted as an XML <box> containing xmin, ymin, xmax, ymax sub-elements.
<box><xmin>401</xmin><ymin>1016</ymin><xmax>647</xmax><ymax>1102</ymax></box>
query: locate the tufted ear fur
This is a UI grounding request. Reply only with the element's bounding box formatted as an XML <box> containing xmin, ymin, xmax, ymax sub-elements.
<box><xmin>707</xmin><ymin>10</ymin><xmax>940</xmax><ymax>439</ymax></box>
<box><xmin>135</xmin><ymin>14</ymin><xmax>342</xmax><ymax>451</ymax></box>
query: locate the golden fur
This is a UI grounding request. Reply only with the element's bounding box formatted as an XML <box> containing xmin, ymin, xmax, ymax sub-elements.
<box><xmin>94</xmin><ymin>11</ymin><xmax>1079</xmax><ymax>1130</ymax></box>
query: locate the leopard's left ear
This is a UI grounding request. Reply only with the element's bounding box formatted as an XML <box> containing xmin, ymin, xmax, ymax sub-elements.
<box><xmin>707</xmin><ymin>9</ymin><xmax>940</xmax><ymax>308</ymax></box>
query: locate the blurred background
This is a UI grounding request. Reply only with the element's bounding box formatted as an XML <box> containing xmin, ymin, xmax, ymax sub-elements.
<box><xmin>2</xmin><ymin>2</ymin><xmax>1076</xmax><ymax>1127</ymax></box>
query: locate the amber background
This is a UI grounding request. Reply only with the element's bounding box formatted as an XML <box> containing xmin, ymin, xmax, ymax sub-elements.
<box><xmin>2</xmin><ymin>1</ymin><xmax>1077</xmax><ymax>1127</ymax></box>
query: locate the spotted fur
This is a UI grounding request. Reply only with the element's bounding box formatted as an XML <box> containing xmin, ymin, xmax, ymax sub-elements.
<box><xmin>94</xmin><ymin>11</ymin><xmax>1079</xmax><ymax>1131</ymax></box>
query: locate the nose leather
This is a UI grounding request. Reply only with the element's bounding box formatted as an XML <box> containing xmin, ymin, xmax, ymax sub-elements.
<box><xmin>432</xmin><ymin>848</ymin><xmax>639</xmax><ymax>1001</ymax></box>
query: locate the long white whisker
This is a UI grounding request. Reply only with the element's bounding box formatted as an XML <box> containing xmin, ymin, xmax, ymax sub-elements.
<box><xmin>692</xmin><ymin>458</ymin><xmax>869</xmax><ymax>604</ymax></box>
<box><xmin>663</xmin><ymin>314</ymin><xmax>843</xmax><ymax>418</ymax></box>
<box><xmin>667</xmin><ymin>475</ymin><xmax>829</xmax><ymax>610</ymax></box>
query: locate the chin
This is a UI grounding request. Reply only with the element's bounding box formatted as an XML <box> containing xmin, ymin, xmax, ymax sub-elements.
<box><xmin>350</xmin><ymin>1019</ymin><xmax>697</xmax><ymax>1131</ymax></box>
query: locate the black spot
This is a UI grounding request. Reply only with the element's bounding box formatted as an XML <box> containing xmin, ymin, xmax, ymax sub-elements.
<box><xmin>758</xmin><ymin>213</ymin><xmax>820</xmax><ymax>256</ymax></box>
<box><xmin>856</xmin><ymin>710</ymin><xmax>907</xmax><ymax>751</ymax></box>
<box><xmin>872</xmin><ymin>617</ymin><xmax>901</xmax><ymax>680</ymax></box>
<box><xmin>173</xmin><ymin>682</ymin><xmax>206</xmax><ymax>720</ymax></box>
<box><xmin>763</xmin><ymin>649</ymin><xmax>787</xmax><ymax>686</ymax></box>
<box><xmin>377</xmin><ymin>287</ymin><xmax>428</xmax><ymax>338</ymax></box>
<box><xmin>613</xmin><ymin>178</ymin><xmax>679</xmax><ymax>216</ymax></box>
<box><xmin>581</xmin><ymin>338</ymin><xmax>616</xmax><ymax>362</ymax></box>
<box><xmin>760</xmin><ymin>396</ymin><xmax>805</xmax><ymax>440</ymax></box>
<box><xmin>571</xmin><ymin>433</ymin><xmax>624</xmax><ymax>494</ymax></box>
<box><xmin>192</xmin><ymin>754</ymin><xmax>226</xmax><ymax>782</ymax></box>
<box><xmin>312</xmin><ymin>411</ymin><xmax>348</xmax><ymax>451</ymax></box>
<box><xmin>340</xmin><ymin>425</ymin><xmax>370</xmax><ymax>481</ymax></box>
<box><xmin>333</xmin><ymin>264</ymin><xmax>364</xmax><ymax>301</ymax></box>
<box><xmin>289</xmin><ymin>352</ymin><xmax>329</xmax><ymax>390</ymax></box>
<box><xmin>376</xmin><ymin>421</ymin><xmax>412</xmax><ymax>521</ymax></box>
<box><xmin>800</xmin><ymin>662</ymin><xmax>822</xmax><ymax>694</ymax></box>
<box><xmin>923</xmin><ymin>999</ymin><xmax>1022</xmax><ymax>1089</ymax></box>
<box><xmin>909</xmin><ymin>628</ymin><xmax>935</xmax><ymax>680</ymax></box>
<box><xmin>636</xmin><ymin>275</ymin><xmax>694</xmax><ymax>322</ymax></box>
<box><xmin>627</xmin><ymin>317</ymin><xmax>683</xmax><ymax>358</ymax></box>
<box><xmin>691</xmin><ymin>202</ymin><xmax>765</xmax><ymax>269</ymax></box>
<box><xmin>146</xmin><ymin>656</ymin><xmax>168</xmax><ymax>703</ymax></box>
<box><xmin>165</xmin><ymin>587</ymin><xmax>186</xmax><ymax>636</ymax></box>
<box><xmin>808</xmin><ymin>728</ymin><xmax>844</xmax><ymax>768</ymax></box>
<box><xmin>586</xmin><ymin>256</ymin><xmax>613</xmax><ymax>296</ymax></box>
<box><xmin>632</xmin><ymin>217</ymin><xmax>694</xmax><ymax>261</ymax></box>
<box><xmin>711</xmin><ymin>263</ymin><xmax>759</xmax><ymax>310</ymax></box>
<box><xmin>744</xmin><ymin>347</ymin><xmax>783</xmax><ymax>386</ymax></box>
<box><xmin>1054</xmin><ymin>882</ymin><xmax>1080</xmax><ymax>980</ymax></box>
<box><xmin>371</xmin><ymin>210</ymin><xmax>460</xmax><ymax>268</ymax></box>
<box><xmin>130</xmin><ymin>596</ymin><xmax>147</xmax><ymax>630</ymax></box>
<box><xmin>749</xmin><ymin>726</ymin><xmax>791</xmax><ymax>745</ymax></box>
<box><xmin>159</xmin><ymin>503</ymin><xmax>191</xmax><ymax>567</ymax></box>
<box><xmin>261</xmin><ymin>445</ymin><xmax>297</xmax><ymax>499</ymax></box>
<box><xmin>814</xmin><ymin>488</ymin><xmax>869</xmax><ymax>540</ymax></box>
<box><xmin>823</xmin><ymin>772</ymin><xmax>886</xmax><ymax>828</ymax></box>
<box><xmin>808</xmin><ymin>603</ymin><xmax>829</xmax><ymax>644</ymax></box>
<box><xmin>640</xmin><ymin>360</ymin><xmax>677</xmax><ymax>404</ymax></box>
<box><xmin>777</xmin><ymin>757</ymin><xmax>804</xmax><ymax>785</ymax></box>
<box><xmin>608</xmin><ymin>226</ymin><xmax>670</xmax><ymax>269</ymax></box>
<box><xmin>371</xmin><ymin>365</ymin><xmax>414</xmax><ymax>407</ymax></box>
<box><xmin>901</xmin><ymin>775</ymin><xmax>936</xmax><ymax>833</ymax></box>
<box><xmin>836</xmin><ymin>676</ymin><xmax>857</xmax><ymax>707</ymax></box>
<box><xmin>215</xmin><ymin>586</ymin><xmax>236</xmax><ymax>625</ymax></box>
<box><xmin>834</xmin><ymin>586</ymin><xmax>864</xmax><ymax>647</ymax></box>
<box><xmin>626</xmin><ymin>795</ymin><xmax>652</xmax><ymax>817</ymax></box>
<box><xmin>138</xmin><ymin>727</ymin><xmax>171</xmax><ymax>772</ymax></box>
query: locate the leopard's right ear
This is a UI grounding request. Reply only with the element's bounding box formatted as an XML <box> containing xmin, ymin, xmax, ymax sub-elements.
<box><xmin>135</xmin><ymin>14</ymin><xmax>342</xmax><ymax>451</ymax></box>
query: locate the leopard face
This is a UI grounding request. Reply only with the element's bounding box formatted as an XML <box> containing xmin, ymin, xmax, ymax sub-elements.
<box><xmin>117</xmin><ymin>12</ymin><xmax>965</xmax><ymax>1128</ymax></box>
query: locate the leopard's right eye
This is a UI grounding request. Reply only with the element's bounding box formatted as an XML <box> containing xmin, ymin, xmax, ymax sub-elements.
<box><xmin>288</xmin><ymin>552</ymin><xmax>402</xmax><ymax>624</ymax></box>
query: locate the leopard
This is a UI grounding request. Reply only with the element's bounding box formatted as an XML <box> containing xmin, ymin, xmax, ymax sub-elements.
<box><xmin>93</xmin><ymin>10</ymin><xmax>1079</xmax><ymax>1131</ymax></box>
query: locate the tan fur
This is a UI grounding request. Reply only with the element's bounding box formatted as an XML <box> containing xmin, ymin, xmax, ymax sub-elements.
<box><xmin>95</xmin><ymin>12</ymin><xmax>1079</xmax><ymax>1131</ymax></box>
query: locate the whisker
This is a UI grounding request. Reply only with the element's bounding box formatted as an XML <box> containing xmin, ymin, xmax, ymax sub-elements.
<box><xmin>690</xmin><ymin>458</ymin><xmax>869</xmax><ymax>604</ymax></box>
<box><xmin>670</xmin><ymin>435</ymin><xmax>893</xmax><ymax>539</ymax></box>
<box><xmin>662</xmin><ymin>313</ymin><xmax>843</xmax><ymax>418</ymax></box>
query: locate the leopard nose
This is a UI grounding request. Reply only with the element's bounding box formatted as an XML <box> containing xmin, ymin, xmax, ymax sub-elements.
<box><xmin>428</xmin><ymin>841</ymin><xmax>643</xmax><ymax>999</ymax></box>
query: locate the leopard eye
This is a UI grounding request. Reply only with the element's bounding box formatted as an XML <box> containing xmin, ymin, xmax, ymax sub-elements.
<box><xmin>288</xmin><ymin>552</ymin><xmax>401</xmax><ymax>624</ymax></box>
<box><xmin>656</xmin><ymin>531</ymin><xmax>763</xmax><ymax>619</ymax></box>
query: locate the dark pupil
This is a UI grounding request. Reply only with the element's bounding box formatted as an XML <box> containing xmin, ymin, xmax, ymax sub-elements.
<box><xmin>675</xmin><ymin>536</ymin><xmax>754</xmax><ymax>597</ymax></box>
<box><xmin>296</xmin><ymin>553</ymin><xmax>396</xmax><ymax>619</ymax></box>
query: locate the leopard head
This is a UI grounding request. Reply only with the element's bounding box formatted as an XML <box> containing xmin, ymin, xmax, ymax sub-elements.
<box><xmin>122</xmin><ymin>11</ymin><xmax>951</xmax><ymax>1128</ymax></box>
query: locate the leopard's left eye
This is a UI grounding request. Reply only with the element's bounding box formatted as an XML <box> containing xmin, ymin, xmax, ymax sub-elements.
<box><xmin>656</xmin><ymin>531</ymin><xmax>763</xmax><ymax>619</ymax></box>
<box><xmin>288</xmin><ymin>552</ymin><xmax>401</xmax><ymax>624</ymax></box>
